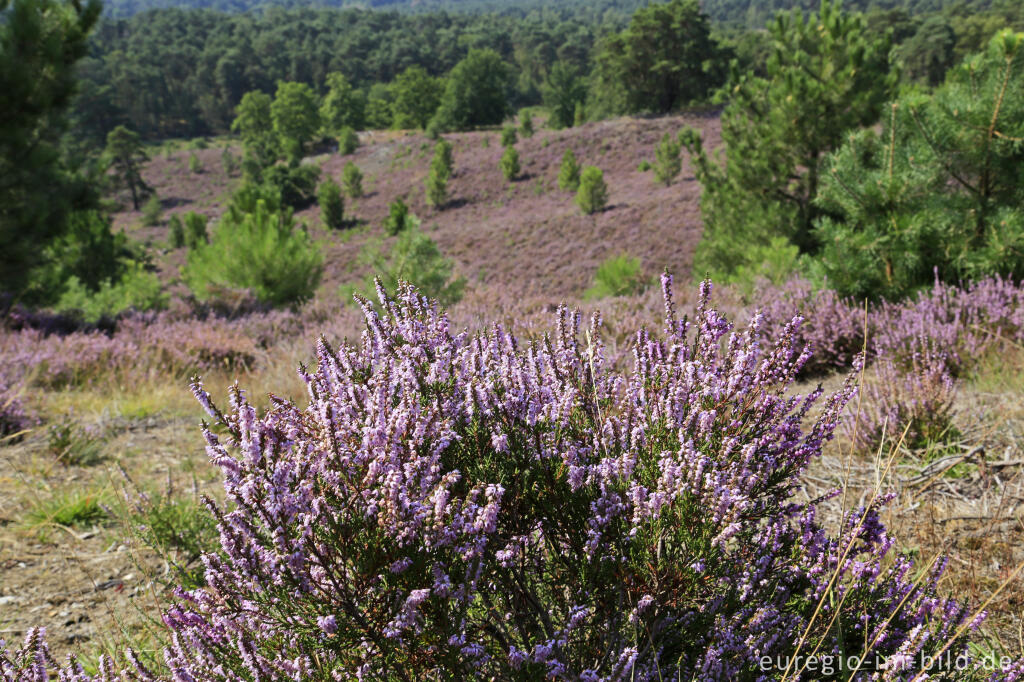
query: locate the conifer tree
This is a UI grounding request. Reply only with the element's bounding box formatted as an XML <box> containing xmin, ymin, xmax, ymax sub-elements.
<box><xmin>500</xmin><ymin>146</ymin><xmax>520</xmax><ymax>181</ymax></box>
<box><xmin>501</xmin><ymin>125</ymin><xmax>517</xmax><ymax>147</ymax></box>
<box><xmin>520</xmin><ymin>111</ymin><xmax>534</xmax><ymax>138</ymax></box>
<box><xmin>652</xmin><ymin>132</ymin><xmax>681</xmax><ymax>186</ymax></box>
<box><xmin>318</xmin><ymin>178</ymin><xmax>345</xmax><ymax>230</ymax></box>
<box><xmin>232</xmin><ymin>91</ymin><xmax>278</xmax><ymax>167</ymax></box>
<box><xmin>105</xmin><ymin>125</ymin><xmax>153</xmax><ymax>210</ymax></box>
<box><xmin>425</xmin><ymin>139</ymin><xmax>453</xmax><ymax>208</ymax></box>
<box><xmin>558</xmin><ymin>148</ymin><xmax>580</xmax><ymax>192</ymax></box>
<box><xmin>682</xmin><ymin>0</ymin><xmax>897</xmax><ymax>283</ymax></box>
<box><xmin>815</xmin><ymin>29</ymin><xmax>1024</xmax><ymax>299</ymax></box>
<box><xmin>341</xmin><ymin>162</ymin><xmax>363</xmax><ymax>198</ymax></box>
<box><xmin>576</xmin><ymin>166</ymin><xmax>608</xmax><ymax>215</ymax></box>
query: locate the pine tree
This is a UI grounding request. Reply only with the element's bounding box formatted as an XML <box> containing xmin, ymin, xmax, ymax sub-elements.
<box><xmin>576</xmin><ymin>166</ymin><xmax>608</xmax><ymax>215</ymax></box>
<box><xmin>501</xmin><ymin>125</ymin><xmax>517</xmax><ymax>147</ymax></box>
<box><xmin>105</xmin><ymin>125</ymin><xmax>153</xmax><ymax>210</ymax></box>
<box><xmin>341</xmin><ymin>162</ymin><xmax>363</xmax><ymax>198</ymax></box>
<box><xmin>338</xmin><ymin>127</ymin><xmax>359</xmax><ymax>155</ymax></box>
<box><xmin>425</xmin><ymin>139</ymin><xmax>453</xmax><ymax>208</ymax></box>
<box><xmin>558</xmin><ymin>148</ymin><xmax>580</xmax><ymax>192</ymax></box>
<box><xmin>815</xmin><ymin>29</ymin><xmax>1024</xmax><ymax>299</ymax></box>
<box><xmin>232</xmin><ymin>91</ymin><xmax>278</xmax><ymax>168</ymax></box>
<box><xmin>652</xmin><ymin>132</ymin><xmax>681</xmax><ymax>186</ymax></box>
<box><xmin>500</xmin><ymin>146</ymin><xmax>520</xmax><ymax>181</ymax></box>
<box><xmin>520</xmin><ymin>111</ymin><xmax>534</xmax><ymax>138</ymax></box>
<box><xmin>318</xmin><ymin>178</ymin><xmax>345</xmax><ymax>230</ymax></box>
<box><xmin>682</xmin><ymin>0</ymin><xmax>897</xmax><ymax>283</ymax></box>
<box><xmin>189</xmin><ymin>152</ymin><xmax>203</xmax><ymax>174</ymax></box>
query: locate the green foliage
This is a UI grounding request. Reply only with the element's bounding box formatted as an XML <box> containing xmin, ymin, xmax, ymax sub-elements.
<box><xmin>28</xmin><ymin>210</ymin><xmax>131</xmax><ymax>303</ymax></box>
<box><xmin>573</xmin><ymin>102</ymin><xmax>585</xmax><ymax>127</ymax></box>
<box><xmin>141</xmin><ymin>194</ymin><xmax>163</xmax><ymax>226</ymax></box>
<box><xmin>558</xmin><ymin>148</ymin><xmax>580</xmax><ymax>191</ymax></box>
<box><xmin>576</xmin><ymin>165</ymin><xmax>608</xmax><ymax>215</ymax></box>
<box><xmin>221</xmin><ymin>146</ymin><xmax>239</xmax><ymax>176</ymax></box>
<box><xmin>499</xmin><ymin>146</ymin><xmax>520</xmax><ymax>181</ymax></box>
<box><xmin>184</xmin><ymin>199</ymin><xmax>323</xmax><ymax>306</ymax></box>
<box><xmin>584</xmin><ymin>253</ymin><xmax>648</xmax><ymax>299</ymax></box>
<box><xmin>0</xmin><ymin>0</ymin><xmax>100</xmax><ymax>296</ymax></box>
<box><xmin>637</xmin><ymin>160</ymin><xmax>651</xmax><ymax>172</ymax></box>
<box><xmin>183</xmin><ymin>211</ymin><xmax>208</xmax><ymax>249</ymax></box>
<box><xmin>169</xmin><ymin>214</ymin><xmax>185</xmax><ymax>248</ymax></box>
<box><xmin>318</xmin><ymin>178</ymin><xmax>345</xmax><ymax>230</ymax></box>
<box><xmin>348</xmin><ymin>227</ymin><xmax>465</xmax><ymax>307</ymax></box>
<box><xmin>24</xmin><ymin>488</ymin><xmax>108</xmax><ymax>541</ymax></box>
<box><xmin>55</xmin><ymin>261</ymin><xmax>167</xmax><ymax>321</ymax></box>
<box><xmin>425</xmin><ymin>139</ymin><xmax>453</xmax><ymax>208</ymax></box>
<box><xmin>364</xmin><ymin>82</ymin><xmax>394</xmax><ymax>130</ymax></box>
<box><xmin>232</xmin><ymin>91</ymin><xmax>278</xmax><ymax>167</ymax></box>
<box><xmin>590</xmin><ymin>0</ymin><xmax>724</xmax><ymax>117</ymax></box>
<box><xmin>271</xmin><ymin>81</ymin><xmax>320</xmax><ymax>161</ymax></box>
<box><xmin>320</xmin><ymin>72</ymin><xmax>365</xmax><ymax>136</ymax></box>
<box><xmin>384</xmin><ymin>198</ymin><xmax>419</xmax><ymax>236</ymax></box>
<box><xmin>652</xmin><ymin>132</ymin><xmax>681</xmax><ymax>186</ymax></box>
<box><xmin>390</xmin><ymin>65</ymin><xmax>443</xmax><ymax>130</ymax></box>
<box><xmin>500</xmin><ymin>125</ymin><xmax>517</xmax><ymax>147</ymax></box>
<box><xmin>337</xmin><ymin>126</ymin><xmax>359</xmax><ymax>155</ymax></box>
<box><xmin>543</xmin><ymin>61</ymin><xmax>586</xmax><ymax>129</ymax></box>
<box><xmin>262</xmin><ymin>163</ymin><xmax>321</xmax><ymax>210</ymax></box>
<box><xmin>430</xmin><ymin>48</ymin><xmax>511</xmax><ymax>131</ymax></box>
<box><xmin>683</xmin><ymin>0</ymin><xmax>898</xmax><ymax>284</ymax></box>
<box><xmin>341</xmin><ymin>162</ymin><xmax>363</xmax><ymax>198</ymax></box>
<box><xmin>519</xmin><ymin>110</ymin><xmax>534</xmax><ymax>137</ymax></box>
<box><xmin>897</xmin><ymin>16</ymin><xmax>957</xmax><ymax>86</ymax></box>
<box><xmin>815</xmin><ymin>30</ymin><xmax>1024</xmax><ymax>300</ymax></box>
<box><xmin>105</xmin><ymin>125</ymin><xmax>152</xmax><ymax>210</ymax></box>
<box><xmin>188</xmin><ymin>152</ymin><xmax>203</xmax><ymax>174</ymax></box>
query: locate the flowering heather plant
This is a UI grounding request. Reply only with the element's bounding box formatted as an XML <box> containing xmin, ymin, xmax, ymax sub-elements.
<box><xmin>134</xmin><ymin>276</ymin><xmax>994</xmax><ymax>680</ymax></box>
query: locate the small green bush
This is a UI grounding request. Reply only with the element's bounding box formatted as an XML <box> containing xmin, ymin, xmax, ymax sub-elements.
<box><xmin>263</xmin><ymin>163</ymin><xmax>321</xmax><ymax>210</ymax></box>
<box><xmin>425</xmin><ymin>139</ymin><xmax>453</xmax><ymax>208</ymax></box>
<box><xmin>341</xmin><ymin>161</ymin><xmax>364</xmax><ymax>198</ymax></box>
<box><xmin>576</xmin><ymin>165</ymin><xmax>607</xmax><ymax>215</ymax></box>
<box><xmin>558</xmin><ymin>148</ymin><xmax>580</xmax><ymax>191</ymax></box>
<box><xmin>500</xmin><ymin>146</ymin><xmax>520</xmax><ymax>181</ymax></box>
<box><xmin>188</xmin><ymin>152</ymin><xmax>203</xmax><ymax>174</ymax></box>
<box><xmin>141</xmin><ymin>194</ymin><xmax>163</xmax><ymax>226</ymax></box>
<box><xmin>584</xmin><ymin>253</ymin><xmax>648</xmax><ymax>299</ymax></box>
<box><xmin>221</xmin><ymin>146</ymin><xmax>239</xmax><ymax>176</ymax></box>
<box><xmin>318</xmin><ymin>178</ymin><xmax>345</xmax><ymax>230</ymax></box>
<box><xmin>653</xmin><ymin>132</ymin><xmax>682</xmax><ymax>186</ymax></box>
<box><xmin>338</xmin><ymin>126</ymin><xmax>359</xmax><ymax>155</ymax></box>
<box><xmin>47</xmin><ymin>419</ymin><xmax>106</xmax><ymax>467</ymax></box>
<box><xmin>56</xmin><ymin>262</ymin><xmax>168</xmax><ymax>321</ymax></box>
<box><xmin>183</xmin><ymin>211</ymin><xmax>209</xmax><ymax>250</ymax></box>
<box><xmin>346</xmin><ymin>227</ymin><xmax>464</xmax><ymax>306</ymax></box>
<box><xmin>637</xmin><ymin>160</ymin><xmax>652</xmax><ymax>172</ymax></box>
<box><xmin>500</xmin><ymin>125</ymin><xmax>517</xmax><ymax>147</ymax></box>
<box><xmin>520</xmin><ymin>110</ymin><xmax>534</xmax><ymax>138</ymax></box>
<box><xmin>169</xmin><ymin>214</ymin><xmax>185</xmax><ymax>248</ymax></box>
<box><xmin>384</xmin><ymin>198</ymin><xmax>419</xmax><ymax>235</ymax></box>
<box><xmin>24</xmin><ymin>488</ymin><xmax>108</xmax><ymax>541</ymax></box>
<box><xmin>183</xmin><ymin>199</ymin><xmax>323</xmax><ymax>306</ymax></box>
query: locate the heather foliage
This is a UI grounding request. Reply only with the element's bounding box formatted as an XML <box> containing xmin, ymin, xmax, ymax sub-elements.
<box><xmin>183</xmin><ymin>199</ymin><xmax>323</xmax><ymax>306</ymax></box>
<box><xmin>137</xmin><ymin>277</ymin><xmax>988</xmax><ymax>680</ymax></box>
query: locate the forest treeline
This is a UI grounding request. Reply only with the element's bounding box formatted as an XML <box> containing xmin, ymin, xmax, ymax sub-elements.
<box><xmin>71</xmin><ymin>0</ymin><xmax>1024</xmax><ymax>144</ymax></box>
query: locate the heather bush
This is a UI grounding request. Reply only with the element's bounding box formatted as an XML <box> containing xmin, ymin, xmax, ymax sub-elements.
<box><xmin>183</xmin><ymin>199</ymin><xmax>323</xmax><ymax>306</ymax></box>
<box><xmin>341</xmin><ymin>161</ymin><xmax>363</xmax><ymax>198</ymax></box>
<box><xmin>652</xmin><ymin>131</ymin><xmax>681</xmax><ymax>186</ymax></box>
<box><xmin>558</xmin><ymin>147</ymin><xmax>580</xmax><ymax>191</ymax></box>
<box><xmin>318</xmin><ymin>178</ymin><xmax>345</xmax><ymax>230</ymax></box>
<box><xmin>499</xmin><ymin>145</ymin><xmax>520</xmax><ymax>181</ymax></box>
<box><xmin>0</xmin><ymin>375</ymin><xmax>31</xmax><ymax>439</ymax></box>
<box><xmin>583</xmin><ymin>253</ymin><xmax>647</xmax><ymax>299</ymax></box>
<box><xmin>576</xmin><ymin>165</ymin><xmax>607</xmax><ymax>215</ymax></box>
<box><xmin>144</xmin><ymin>277</ymin><xmax>991</xmax><ymax>680</ymax></box>
<box><xmin>500</xmin><ymin>124</ymin><xmax>517</xmax><ymax>147</ymax></box>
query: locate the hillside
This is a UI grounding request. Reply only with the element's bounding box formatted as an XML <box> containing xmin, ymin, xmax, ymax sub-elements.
<box><xmin>116</xmin><ymin>113</ymin><xmax>721</xmax><ymax>307</ymax></box>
